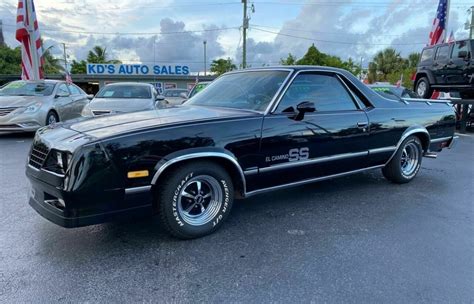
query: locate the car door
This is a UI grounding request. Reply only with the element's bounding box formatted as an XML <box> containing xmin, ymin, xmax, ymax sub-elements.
<box><xmin>446</xmin><ymin>40</ymin><xmax>472</xmax><ymax>84</ymax></box>
<box><xmin>433</xmin><ymin>44</ymin><xmax>450</xmax><ymax>84</ymax></box>
<box><xmin>258</xmin><ymin>72</ymin><xmax>370</xmax><ymax>190</ymax></box>
<box><xmin>54</xmin><ymin>83</ymin><xmax>75</xmax><ymax>121</ymax></box>
<box><xmin>67</xmin><ymin>84</ymin><xmax>88</xmax><ymax>117</ymax></box>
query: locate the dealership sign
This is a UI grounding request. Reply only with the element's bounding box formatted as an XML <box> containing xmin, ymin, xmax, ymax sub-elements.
<box><xmin>86</xmin><ymin>64</ymin><xmax>190</xmax><ymax>76</ymax></box>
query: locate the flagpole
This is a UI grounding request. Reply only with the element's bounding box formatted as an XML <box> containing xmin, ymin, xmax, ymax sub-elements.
<box><xmin>26</xmin><ymin>0</ymin><xmax>40</xmax><ymax>81</ymax></box>
<box><xmin>445</xmin><ymin>0</ymin><xmax>451</xmax><ymax>42</ymax></box>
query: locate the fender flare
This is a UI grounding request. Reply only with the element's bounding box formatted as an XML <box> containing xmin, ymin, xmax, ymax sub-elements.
<box><xmin>150</xmin><ymin>147</ymin><xmax>247</xmax><ymax>194</ymax></box>
<box><xmin>385</xmin><ymin>126</ymin><xmax>430</xmax><ymax>165</ymax></box>
<box><xmin>415</xmin><ymin>71</ymin><xmax>435</xmax><ymax>85</ymax></box>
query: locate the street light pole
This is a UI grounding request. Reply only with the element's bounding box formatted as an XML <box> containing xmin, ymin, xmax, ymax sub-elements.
<box><xmin>203</xmin><ymin>40</ymin><xmax>207</xmax><ymax>76</ymax></box>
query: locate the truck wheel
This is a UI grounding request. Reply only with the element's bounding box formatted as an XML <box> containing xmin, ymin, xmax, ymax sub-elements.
<box><xmin>382</xmin><ymin>135</ymin><xmax>423</xmax><ymax>184</ymax></box>
<box><xmin>157</xmin><ymin>161</ymin><xmax>234</xmax><ymax>239</ymax></box>
<box><xmin>46</xmin><ymin>111</ymin><xmax>59</xmax><ymax>125</ymax></box>
<box><xmin>415</xmin><ymin>77</ymin><xmax>432</xmax><ymax>99</ymax></box>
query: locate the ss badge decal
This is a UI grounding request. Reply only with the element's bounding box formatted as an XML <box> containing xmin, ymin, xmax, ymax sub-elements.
<box><xmin>288</xmin><ymin>147</ymin><xmax>309</xmax><ymax>162</ymax></box>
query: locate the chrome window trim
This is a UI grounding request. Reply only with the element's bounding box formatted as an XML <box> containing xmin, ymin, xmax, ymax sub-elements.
<box><xmin>245</xmin><ymin>165</ymin><xmax>385</xmax><ymax>197</ymax></box>
<box><xmin>335</xmin><ymin>74</ymin><xmax>364</xmax><ymax>110</ymax></box>
<box><xmin>125</xmin><ymin>185</ymin><xmax>152</xmax><ymax>195</ymax></box>
<box><xmin>267</xmin><ymin>69</ymin><xmax>373</xmax><ymax>114</ymax></box>
<box><xmin>259</xmin><ymin>151</ymin><xmax>368</xmax><ymax>173</ymax></box>
<box><xmin>151</xmin><ymin>152</ymin><xmax>247</xmax><ymax>194</ymax></box>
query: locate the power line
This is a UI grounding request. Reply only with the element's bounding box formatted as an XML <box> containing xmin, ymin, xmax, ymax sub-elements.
<box><xmin>1</xmin><ymin>23</ymin><xmax>240</xmax><ymax>36</ymax></box>
<box><xmin>250</xmin><ymin>23</ymin><xmax>428</xmax><ymax>37</ymax></box>
<box><xmin>250</xmin><ymin>26</ymin><xmax>427</xmax><ymax>45</ymax></box>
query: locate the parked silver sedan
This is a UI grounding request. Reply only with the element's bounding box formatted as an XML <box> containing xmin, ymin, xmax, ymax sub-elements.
<box><xmin>0</xmin><ymin>80</ymin><xmax>90</xmax><ymax>132</ymax></box>
<box><xmin>162</xmin><ymin>88</ymin><xmax>189</xmax><ymax>105</ymax></box>
<box><xmin>81</xmin><ymin>82</ymin><xmax>162</xmax><ymax>117</ymax></box>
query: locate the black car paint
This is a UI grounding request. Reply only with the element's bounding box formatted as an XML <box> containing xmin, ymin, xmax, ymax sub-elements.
<box><xmin>415</xmin><ymin>39</ymin><xmax>474</xmax><ymax>94</ymax></box>
<box><xmin>26</xmin><ymin>66</ymin><xmax>456</xmax><ymax>228</ymax></box>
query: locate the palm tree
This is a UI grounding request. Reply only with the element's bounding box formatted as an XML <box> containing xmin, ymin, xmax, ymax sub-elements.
<box><xmin>87</xmin><ymin>46</ymin><xmax>121</xmax><ymax>64</ymax></box>
<box><xmin>42</xmin><ymin>44</ymin><xmax>64</xmax><ymax>75</ymax></box>
<box><xmin>372</xmin><ymin>48</ymin><xmax>404</xmax><ymax>81</ymax></box>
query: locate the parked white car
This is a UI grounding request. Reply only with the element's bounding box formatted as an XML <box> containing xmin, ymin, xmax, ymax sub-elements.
<box><xmin>81</xmin><ymin>82</ymin><xmax>163</xmax><ymax>117</ymax></box>
<box><xmin>0</xmin><ymin>80</ymin><xmax>90</xmax><ymax>132</ymax></box>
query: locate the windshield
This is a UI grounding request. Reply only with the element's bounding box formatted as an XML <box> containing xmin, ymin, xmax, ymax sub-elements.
<box><xmin>96</xmin><ymin>85</ymin><xmax>151</xmax><ymax>99</ymax></box>
<box><xmin>189</xmin><ymin>83</ymin><xmax>209</xmax><ymax>98</ymax></box>
<box><xmin>370</xmin><ymin>86</ymin><xmax>403</xmax><ymax>101</ymax></box>
<box><xmin>186</xmin><ymin>70</ymin><xmax>290</xmax><ymax>112</ymax></box>
<box><xmin>0</xmin><ymin>81</ymin><xmax>55</xmax><ymax>96</ymax></box>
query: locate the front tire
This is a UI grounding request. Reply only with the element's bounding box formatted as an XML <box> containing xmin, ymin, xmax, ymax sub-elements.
<box><xmin>157</xmin><ymin>161</ymin><xmax>234</xmax><ymax>239</ymax></box>
<box><xmin>382</xmin><ymin>136</ymin><xmax>423</xmax><ymax>184</ymax></box>
<box><xmin>46</xmin><ymin>111</ymin><xmax>59</xmax><ymax>126</ymax></box>
<box><xmin>415</xmin><ymin>77</ymin><xmax>432</xmax><ymax>99</ymax></box>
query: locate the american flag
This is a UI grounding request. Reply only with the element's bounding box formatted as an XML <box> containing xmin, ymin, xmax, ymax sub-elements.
<box><xmin>428</xmin><ymin>0</ymin><xmax>448</xmax><ymax>46</ymax></box>
<box><xmin>15</xmin><ymin>0</ymin><xmax>44</xmax><ymax>80</ymax></box>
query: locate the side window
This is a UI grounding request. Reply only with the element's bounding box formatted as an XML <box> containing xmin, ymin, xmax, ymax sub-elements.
<box><xmin>420</xmin><ymin>48</ymin><xmax>434</xmax><ymax>63</ymax></box>
<box><xmin>68</xmin><ymin>85</ymin><xmax>80</xmax><ymax>95</ymax></box>
<box><xmin>57</xmin><ymin>84</ymin><xmax>70</xmax><ymax>96</ymax></box>
<box><xmin>451</xmin><ymin>40</ymin><xmax>469</xmax><ymax>59</ymax></box>
<box><xmin>435</xmin><ymin>45</ymin><xmax>450</xmax><ymax>61</ymax></box>
<box><xmin>276</xmin><ymin>73</ymin><xmax>357</xmax><ymax>113</ymax></box>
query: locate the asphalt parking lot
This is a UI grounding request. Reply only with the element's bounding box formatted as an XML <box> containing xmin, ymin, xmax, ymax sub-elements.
<box><xmin>0</xmin><ymin>132</ymin><xmax>472</xmax><ymax>303</ymax></box>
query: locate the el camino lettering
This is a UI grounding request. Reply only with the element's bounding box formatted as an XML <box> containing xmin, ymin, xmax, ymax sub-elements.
<box><xmin>266</xmin><ymin>147</ymin><xmax>310</xmax><ymax>162</ymax></box>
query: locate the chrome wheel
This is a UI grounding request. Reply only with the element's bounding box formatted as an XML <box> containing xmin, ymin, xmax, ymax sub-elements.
<box><xmin>400</xmin><ymin>142</ymin><xmax>420</xmax><ymax>177</ymax></box>
<box><xmin>177</xmin><ymin>175</ymin><xmax>223</xmax><ymax>226</ymax></box>
<box><xmin>416</xmin><ymin>81</ymin><xmax>427</xmax><ymax>97</ymax></box>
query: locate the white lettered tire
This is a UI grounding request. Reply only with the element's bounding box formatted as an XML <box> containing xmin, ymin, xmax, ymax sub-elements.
<box><xmin>157</xmin><ymin>160</ymin><xmax>234</xmax><ymax>239</ymax></box>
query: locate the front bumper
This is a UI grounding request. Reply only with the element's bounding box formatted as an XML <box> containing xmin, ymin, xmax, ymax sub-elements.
<box><xmin>0</xmin><ymin>112</ymin><xmax>44</xmax><ymax>132</ymax></box>
<box><xmin>27</xmin><ymin>165</ymin><xmax>154</xmax><ymax>228</ymax></box>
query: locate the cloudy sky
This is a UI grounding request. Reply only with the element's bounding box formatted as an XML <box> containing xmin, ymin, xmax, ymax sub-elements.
<box><xmin>0</xmin><ymin>0</ymin><xmax>472</xmax><ymax>72</ymax></box>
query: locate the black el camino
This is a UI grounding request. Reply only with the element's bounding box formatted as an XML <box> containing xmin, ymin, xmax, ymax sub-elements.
<box><xmin>26</xmin><ymin>66</ymin><xmax>457</xmax><ymax>239</ymax></box>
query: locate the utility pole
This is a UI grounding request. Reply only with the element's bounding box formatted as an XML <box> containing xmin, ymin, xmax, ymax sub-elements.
<box><xmin>470</xmin><ymin>6</ymin><xmax>474</xmax><ymax>39</ymax></box>
<box><xmin>242</xmin><ymin>0</ymin><xmax>248</xmax><ymax>69</ymax></box>
<box><xmin>62</xmin><ymin>43</ymin><xmax>68</xmax><ymax>73</ymax></box>
<box><xmin>203</xmin><ymin>40</ymin><xmax>207</xmax><ymax>76</ymax></box>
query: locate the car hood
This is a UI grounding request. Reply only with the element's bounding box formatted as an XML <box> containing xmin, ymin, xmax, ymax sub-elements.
<box><xmin>63</xmin><ymin>105</ymin><xmax>261</xmax><ymax>139</ymax></box>
<box><xmin>0</xmin><ymin>95</ymin><xmax>46</xmax><ymax>107</ymax></box>
<box><xmin>89</xmin><ymin>98</ymin><xmax>154</xmax><ymax>112</ymax></box>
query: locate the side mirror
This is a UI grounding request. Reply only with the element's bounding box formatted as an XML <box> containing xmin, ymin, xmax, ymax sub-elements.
<box><xmin>179</xmin><ymin>92</ymin><xmax>188</xmax><ymax>99</ymax></box>
<box><xmin>293</xmin><ymin>101</ymin><xmax>316</xmax><ymax>121</ymax></box>
<box><xmin>155</xmin><ymin>95</ymin><xmax>165</xmax><ymax>101</ymax></box>
<box><xmin>458</xmin><ymin>50</ymin><xmax>468</xmax><ymax>59</ymax></box>
<box><xmin>87</xmin><ymin>94</ymin><xmax>94</xmax><ymax>100</ymax></box>
<box><xmin>296</xmin><ymin>101</ymin><xmax>316</xmax><ymax>113</ymax></box>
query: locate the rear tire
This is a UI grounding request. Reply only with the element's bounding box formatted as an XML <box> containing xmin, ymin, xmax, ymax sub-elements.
<box><xmin>157</xmin><ymin>161</ymin><xmax>234</xmax><ymax>239</ymax></box>
<box><xmin>46</xmin><ymin>111</ymin><xmax>59</xmax><ymax>125</ymax></box>
<box><xmin>415</xmin><ymin>77</ymin><xmax>432</xmax><ymax>99</ymax></box>
<box><xmin>382</xmin><ymin>136</ymin><xmax>423</xmax><ymax>184</ymax></box>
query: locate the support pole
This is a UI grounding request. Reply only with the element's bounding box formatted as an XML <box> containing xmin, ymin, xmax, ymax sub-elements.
<box><xmin>242</xmin><ymin>0</ymin><xmax>248</xmax><ymax>69</ymax></box>
<box><xmin>26</xmin><ymin>0</ymin><xmax>40</xmax><ymax>80</ymax></box>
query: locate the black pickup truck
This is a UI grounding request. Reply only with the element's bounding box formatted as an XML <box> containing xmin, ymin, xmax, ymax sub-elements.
<box><xmin>26</xmin><ymin>66</ymin><xmax>457</xmax><ymax>239</ymax></box>
<box><xmin>414</xmin><ymin>39</ymin><xmax>474</xmax><ymax>99</ymax></box>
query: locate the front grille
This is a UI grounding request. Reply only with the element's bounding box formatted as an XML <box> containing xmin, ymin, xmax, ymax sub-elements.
<box><xmin>92</xmin><ymin>110</ymin><xmax>111</xmax><ymax>116</ymax></box>
<box><xmin>0</xmin><ymin>107</ymin><xmax>18</xmax><ymax>116</ymax></box>
<box><xmin>29</xmin><ymin>142</ymin><xmax>50</xmax><ymax>169</ymax></box>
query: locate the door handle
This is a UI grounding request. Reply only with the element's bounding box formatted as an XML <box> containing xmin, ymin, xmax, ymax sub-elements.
<box><xmin>357</xmin><ymin>122</ymin><xmax>368</xmax><ymax>129</ymax></box>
